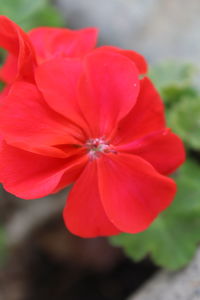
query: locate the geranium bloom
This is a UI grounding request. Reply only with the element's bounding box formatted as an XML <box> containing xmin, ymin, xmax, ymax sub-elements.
<box><xmin>0</xmin><ymin>47</ymin><xmax>185</xmax><ymax>237</ymax></box>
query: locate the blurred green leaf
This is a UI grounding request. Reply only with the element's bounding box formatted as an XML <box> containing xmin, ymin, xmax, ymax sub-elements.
<box><xmin>1</xmin><ymin>0</ymin><xmax>47</xmax><ymax>23</ymax></box>
<box><xmin>149</xmin><ymin>61</ymin><xmax>198</xmax><ymax>105</ymax></box>
<box><xmin>0</xmin><ymin>81</ymin><xmax>5</xmax><ymax>92</ymax></box>
<box><xmin>168</xmin><ymin>96</ymin><xmax>200</xmax><ymax>150</ymax></box>
<box><xmin>162</xmin><ymin>86</ymin><xmax>198</xmax><ymax>106</ymax></box>
<box><xmin>149</xmin><ymin>61</ymin><xmax>197</xmax><ymax>90</ymax></box>
<box><xmin>20</xmin><ymin>5</ymin><xmax>64</xmax><ymax>30</ymax></box>
<box><xmin>0</xmin><ymin>49</ymin><xmax>6</xmax><ymax>64</ymax></box>
<box><xmin>110</xmin><ymin>160</ymin><xmax>200</xmax><ymax>270</ymax></box>
<box><xmin>0</xmin><ymin>0</ymin><xmax>65</xmax><ymax>31</ymax></box>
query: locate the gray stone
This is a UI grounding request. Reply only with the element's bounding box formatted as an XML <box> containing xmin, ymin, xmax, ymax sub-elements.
<box><xmin>56</xmin><ymin>0</ymin><xmax>200</xmax><ymax>64</ymax></box>
<box><xmin>128</xmin><ymin>249</ymin><xmax>200</xmax><ymax>300</ymax></box>
<box><xmin>5</xmin><ymin>189</ymin><xmax>68</xmax><ymax>247</ymax></box>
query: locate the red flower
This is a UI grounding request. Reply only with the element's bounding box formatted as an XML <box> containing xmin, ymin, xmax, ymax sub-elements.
<box><xmin>0</xmin><ymin>47</ymin><xmax>185</xmax><ymax>237</ymax></box>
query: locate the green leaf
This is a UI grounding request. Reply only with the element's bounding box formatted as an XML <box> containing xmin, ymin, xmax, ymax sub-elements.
<box><xmin>0</xmin><ymin>0</ymin><xmax>65</xmax><ymax>31</ymax></box>
<box><xmin>149</xmin><ymin>61</ymin><xmax>198</xmax><ymax>105</ymax></box>
<box><xmin>161</xmin><ymin>85</ymin><xmax>198</xmax><ymax>106</ymax></box>
<box><xmin>20</xmin><ymin>5</ymin><xmax>64</xmax><ymax>30</ymax></box>
<box><xmin>168</xmin><ymin>96</ymin><xmax>200</xmax><ymax>150</ymax></box>
<box><xmin>0</xmin><ymin>0</ymin><xmax>47</xmax><ymax>23</ymax></box>
<box><xmin>110</xmin><ymin>160</ymin><xmax>200</xmax><ymax>270</ymax></box>
<box><xmin>0</xmin><ymin>81</ymin><xmax>5</xmax><ymax>92</ymax></box>
<box><xmin>149</xmin><ymin>61</ymin><xmax>197</xmax><ymax>91</ymax></box>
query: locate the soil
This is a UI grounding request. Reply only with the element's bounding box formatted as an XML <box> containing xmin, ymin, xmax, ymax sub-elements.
<box><xmin>0</xmin><ymin>215</ymin><xmax>157</xmax><ymax>300</ymax></box>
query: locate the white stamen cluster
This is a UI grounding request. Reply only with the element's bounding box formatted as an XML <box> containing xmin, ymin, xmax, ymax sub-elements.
<box><xmin>85</xmin><ymin>138</ymin><xmax>115</xmax><ymax>159</ymax></box>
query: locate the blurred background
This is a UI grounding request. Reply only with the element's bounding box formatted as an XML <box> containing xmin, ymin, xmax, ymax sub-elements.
<box><xmin>0</xmin><ymin>0</ymin><xmax>200</xmax><ymax>299</ymax></box>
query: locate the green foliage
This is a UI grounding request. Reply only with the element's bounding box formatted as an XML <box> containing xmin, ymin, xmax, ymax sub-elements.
<box><xmin>0</xmin><ymin>81</ymin><xmax>5</xmax><ymax>91</ymax></box>
<box><xmin>110</xmin><ymin>160</ymin><xmax>200</xmax><ymax>270</ymax></box>
<box><xmin>149</xmin><ymin>62</ymin><xmax>197</xmax><ymax>95</ymax></box>
<box><xmin>168</xmin><ymin>96</ymin><xmax>200</xmax><ymax>150</ymax></box>
<box><xmin>20</xmin><ymin>5</ymin><xmax>64</xmax><ymax>29</ymax></box>
<box><xmin>150</xmin><ymin>61</ymin><xmax>200</xmax><ymax>151</ymax></box>
<box><xmin>161</xmin><ymin>85</ymin><xmax>198</xmax><ymax>106</ymax></box>
<box><xmin>149</xmin><ymin>62</ymin><xmax>198</xmax><ymax>108</ymax></box>
<box><xmin>1</xmin><ymin>0</ymin><xmax>46</xmax><ymax>22</ymax></box>
<box><xmin>0</xmin><ymin>0</ymin><xmax>64</xmax><ymax>30</ymax></box>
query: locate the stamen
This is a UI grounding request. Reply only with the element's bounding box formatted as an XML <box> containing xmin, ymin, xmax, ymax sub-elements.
<box><xmin>85</xmin><ymin>137</ymin><xmax>117</xmax><ymax>159</ymax></box>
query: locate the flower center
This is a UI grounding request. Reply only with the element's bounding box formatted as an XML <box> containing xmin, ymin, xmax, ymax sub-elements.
<box><xmin>85</xmin><ymin>138</ymin><xmax>116</xmax><ymax>159</ymax></box>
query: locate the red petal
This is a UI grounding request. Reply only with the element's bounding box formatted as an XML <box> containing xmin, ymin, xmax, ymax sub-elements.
<box><xmin>63</xmin><ymin>160</ymin><xmax>120</xmax><ymax>237</ymax></box>
<box><xmin>113</xmin><ymin>77</ymin><xmax>165</xmax><ymax>145</ymax></box>
<box><xmin>0</xmin><ymin>92</ymin><xmax>3</xmax><ymax>103</ymax></box>
<box><xmin>28</xmin><ymin>27</ymin><xmax>58</xmax><ymax>61</ymax></box>
<box><xmin>29</xmin><ymin>27</ymin><xmax>98</xmax><ymax>62</ymax></box>
<box><xmin>0</xmin><ymin>141</ymin><xmax>87</xmax><ymax>199</ymax></box>
<box><xmin>117</xmin><ymin>129</ymin><xmax>185</xmax><ymax>175</ymax></box>
<box><xmin>0</xmin><ymin>16</ymin><xmax>19</xmax><ymax>53</ymax></box>
<box><xmin>0</xmin><ymin>81</ymin><xmax>83</xmax><ymax>157</ymax></box>
<box><xmin>0</xmin><ymin>84</ymin><xmax>10</xmax><ymax>104</ymax></box>
<box><xmin>97</xmin><ymin>46</ymin><xmax>148</xmax><ymax>74</ymax></box>
<box><xmin>97</xmin><ymin>153</ymin><xmax>176</xmax><ymax>233</ymax></box>
<box><xmin>0</xmin><ymin>16</ymin><xmax>36</xmax><ymax>82</ymax></box>
<box><xmin>78</xmin><ymin>51</ymin><xmax>140</xmax><ymax>138</ymax></box>
<box><xmin>35</xmin><ymin>57</ymin><xmax>88</xmax><ymax>131</ymax></box>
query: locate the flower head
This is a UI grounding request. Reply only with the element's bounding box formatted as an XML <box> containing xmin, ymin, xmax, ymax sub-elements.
<box><xmin>0</xmin><ymin>43</ymin><xmax>185</xmax><ymax>237</ymax></box>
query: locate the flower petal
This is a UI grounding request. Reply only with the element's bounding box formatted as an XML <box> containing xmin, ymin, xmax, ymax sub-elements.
<box><xmin>97</xmin><ymin>46</ymin><xmax>148</xmax><ymax>74</ymax></box>
<box><xmin>35</xmin><ymin>57</ymin><xmax>88</xmax><ymax>131</ymax></box>
<box><xmin>0</xmin><ymin>84</ymin><xmax>10</xmax><ymax>104</ymax></box>
<box><xmin>0</xmin><ymin>16</ymin><xmax>36</xmax><ymax>82</ymax></box>
<box><xmin>117</xmin><ymin>129</ymin><xmax>185</xmax><ymax>175</ymax></box>
<box><xmin>78</xmin><ymin>51</ymin><xmax>140</xmax><ymax>137</ymax></box>
<box><xmin>113</xmin><ymin>77</ymin><xmax>165</xmax><ymax>145</ymax></box>
<box><xmin>0</xmin><ymin>81</ymin><xmax>83</xmax><ymax>157</ymax></box>
<box><xmin>63</xmin><ymin>160</ymin><xmax>120</xmax><ymax>237</ymax></box>
<box><xmin>29</xmin><ymin>27</ymin><xmax>98</xmax><ymax>62</ymax></box>
<box><xmin>97</xmin><ymin>153</ymin><xmax>176</xmax><ymax>233</ymax></box>
<box><xmin>0</xmin><ymin>141</ymin><xmax>87</xmax><ymax>199</ymax></box>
